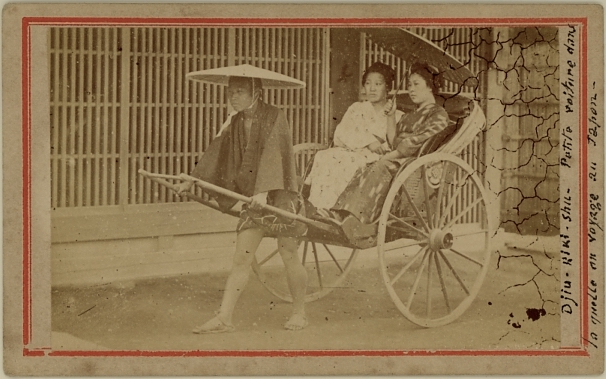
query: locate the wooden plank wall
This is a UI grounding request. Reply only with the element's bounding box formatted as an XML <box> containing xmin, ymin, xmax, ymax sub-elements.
<box><xmin>500</xmin><ymin>27</ymin><xmax>560</xmax><ymax>235</ymax></box>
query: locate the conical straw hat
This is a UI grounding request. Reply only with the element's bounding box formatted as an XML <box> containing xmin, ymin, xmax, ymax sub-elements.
<box><xmin>187</xmin><ymin>64</ymin><xmax>306</xmax><ymax>89</ymax></box>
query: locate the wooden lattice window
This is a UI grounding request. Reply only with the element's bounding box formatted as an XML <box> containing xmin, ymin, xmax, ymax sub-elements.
<box><xmin>49</xmin><ymin>27</ymin><xmax>330</xmax><ymax>208</ymax></box>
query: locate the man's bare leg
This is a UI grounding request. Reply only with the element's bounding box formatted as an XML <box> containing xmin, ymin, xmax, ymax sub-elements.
<box><xmin>193</xmin><ymin>228</ymin><xmax>264</xmax><ymax>334</ymax></box>
<box><xmin>278</xmin><ymin>236</ymin><xmax>309</xmax><ymax>330</ymax></box>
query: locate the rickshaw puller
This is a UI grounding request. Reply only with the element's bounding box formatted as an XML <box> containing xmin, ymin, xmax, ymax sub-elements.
<box><xmin>177</xmin><ymin>74</ymin><xmax>308</xmax><ymax>334</ymax></box>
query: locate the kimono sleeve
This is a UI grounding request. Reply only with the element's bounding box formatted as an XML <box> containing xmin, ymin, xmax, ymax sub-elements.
<box><xmin>188</xmin><ymin>124</ymin><xmax>243</xmax><ymax>211</ymax></box>
<box><xmin>253</xmin><ymin>110</ymin><xmax>299</xmax><ymax>195</ymax></box>
<box><xmin>395</xmin><ymin>107</ymin><xmax>449</xmax><ymax>157</ymax></box>
<box><xmin>333</xmin><ymin>102</ymin><xmax>379</xmax><ymax>149</ymax></box>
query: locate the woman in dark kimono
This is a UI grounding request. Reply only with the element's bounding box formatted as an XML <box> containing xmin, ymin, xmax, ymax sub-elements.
<box><xmin>328</xmin><ymin>63</ymin><xmax>450</xmax><ymax>244</ymax></box>
<box><xmin>177</xmin><ymin>76</ymin><xmax>308</xmax><ymax>333</ymax></box>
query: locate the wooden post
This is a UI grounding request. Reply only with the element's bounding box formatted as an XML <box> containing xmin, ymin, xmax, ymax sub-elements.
<box><xmin>329</xmin><ymin>29</ymin><xmax>362</xmax><ymax>140</ymax></box>
<box><xmin>51</xmin><ymin>29</ymin><xmax>59</xmax><ymax>209</ymax></box>
<box><xmin>119</xmin><ymin>28</ymin><xmax>131</xmax><ymax>208</ymax></box>
<box><xmin>322</xmin><ymin>28</ymin><xmax>331</xmax><ymax>145</ymax></box>
<box><xmin>226</xmin><ymin>28</ymin><xmax>236</xmax><ymax>115</ymax></box>
<box><xmin>483</xmin><ymin>27</ymin><xmax>508</xmax><ymax>235</ymax></box>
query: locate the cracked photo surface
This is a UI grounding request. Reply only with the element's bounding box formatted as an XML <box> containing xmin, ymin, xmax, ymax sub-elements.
<box><xmin>2</xmin><ymin>3</ymin><xmax>604</xmax><ymax>376</ymax></box>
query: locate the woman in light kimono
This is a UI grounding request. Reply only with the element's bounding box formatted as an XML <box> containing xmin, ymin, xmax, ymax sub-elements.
<box><xmin>305</xmin><ymin>62</ymin><xmax>404</xmax><ymax>210</ymax></box>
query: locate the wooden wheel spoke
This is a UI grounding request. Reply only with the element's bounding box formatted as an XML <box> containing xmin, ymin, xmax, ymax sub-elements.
<box><xmin>311</xmin><ymin>243</ymin><xmax>323</xmax><ymax>289</ymax></box>
<box><xmin>383</xmin><ymin>238</ymin><xmax>430</xmax><ymax>252</ymax></box>
<box><xmin>433</xmin><ymin>252</ymin><xmax>451</xmax><ymax>312</ymax></box>
<box><xmin>386</xmin><ymin>224</ymin><xmax>412</xmax><ymax>235</ymax></box>
<box><xmin>344</xmin><ymin>248</ymin><xmax>358</xmax><ymax>269</ymax></box>
<box><xmin>401</xmin><ymin>186</ymin><xmax>431</xmax><ymax>232</ymax></box>
<box><xmin>421</xmin><ymin>166</ymin><xmax>434</xmax><ymax>228</ymax></box>
<box><xmin>438</xmin><ymin>173</ymin><xmax>471</xmax><ymax>228</ymax></box>
<box><xmin>443</xmin><ymin>198</ymin><xmax>483</xmax><ymax>230</ymax></box>
<box><xmin>258</xmin><ymin>248</ymin><xmax>280</xmax><ymax>266</ymax></box>
<box><xmin>405</xmin><ymin>248</ymin><xmax>430</xmax><ymax>309</ymax></box>
<box><xmin>390</xmin><ymin>246</ymin><xmax>428</xmax><ymax>286</ymax></box>
<box><xmin>438</xmin><ymin>249</ymin><xmax>469</xmax><ymax>295</ymax></box>
<box><xmin>452</xmin><ymin>228</ymin><xmax>489</xmax><ymax>238</ymax></box>
<box><xmin>434</xmin><ymin>161</ymin><xmax>450</xmax><ymax>228</ymax></box>
<box><xmin>390</xmin><ymin>192</ymin><xmax>403</xmax><ymax>215</ymax></box>
<box><xmin>301</xmin><ymin>241</ymin><xmax>309</xmax><ymax>265</ymax></box>
<box><xmin>426</xmin><ymin>250</ymin><xmax>433</xmax><ymax>318</ymax></box>
<box><xmin>447</xmin><ymin>248</ymin><xmax>484</xmax><ymax>267</ymax></box>
<box><xmin>389</xmin><ymin>213</ymin><xmax>429</xmax><ymax>237</ymax></box>
<box><xmin>322</xmin><ymin>244</ymin><xmax>343</xmax><ymax>273</ymax></box>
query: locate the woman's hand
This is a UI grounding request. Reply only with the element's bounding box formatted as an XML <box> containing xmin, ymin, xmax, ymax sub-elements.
<box><xmin>250</xmin><ymin>192</ymin><xmax>268</xmax><ymax>211</ymax></box>
<box><xmin>175</xmin><ymin>180</ymin><xmax>193</xmax><ymax>195</ymax></box>
<box><xmin>385</xmin><ymin>97</ymin><xmax>398</xmax><ymax>146</ymax></box>
<box><xmin>380</xmin><ymin>150</ymin><xmax>402</xmax><ymax>161</ymax></box>
<box><xmin>368</xmin><ymin>141</ymin><xmax>388</xmax><ymax>155</ymax></box>
<box><xmin>384</xmin><ymin>97</ymin><xmax>397</xmax><ymax>117</ymax></box>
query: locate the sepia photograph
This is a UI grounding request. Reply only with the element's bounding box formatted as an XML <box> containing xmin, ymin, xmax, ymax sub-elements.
<box><xmin>48</xmin><ymin>24</ymin><xmax>561</xmax><ymax>350</ymax></box>
<box><xmin>3</xmin><ymin>3</ymin><xmax>603</xmax><ymax>376</ymax></box>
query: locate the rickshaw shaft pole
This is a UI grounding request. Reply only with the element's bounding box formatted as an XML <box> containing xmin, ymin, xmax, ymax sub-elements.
<box><xmin>138</xmin><ymin>169</ymin><xmax>240</xmax><ymax>217</ymax></box>
<box><xmin>141</xmin><ymin>171</ymin><xmax>184</xmax><ymax>181</ymax></box>
<box><xmin>178</xmin><ymin>173</ymin><xmax>336</xmax><ymax>233</ymax></box>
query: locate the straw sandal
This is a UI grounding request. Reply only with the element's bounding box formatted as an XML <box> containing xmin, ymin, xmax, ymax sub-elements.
<box><xmin>192</xmin><ymin>315</ymin><xmax>235</xmax><ymax>334</ymax></box>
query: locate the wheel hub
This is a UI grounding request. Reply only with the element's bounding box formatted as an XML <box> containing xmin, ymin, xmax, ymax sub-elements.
<box><xmin>428</xmin><ymin>229</ymin><xmax>453</xmax><ymax>251</ymax></box>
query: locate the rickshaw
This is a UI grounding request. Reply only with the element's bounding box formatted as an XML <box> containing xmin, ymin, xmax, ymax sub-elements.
<box><xmin>139</xmin><ymin>28</ymin><xmax>493</xmax><ymax>328</ymax></box>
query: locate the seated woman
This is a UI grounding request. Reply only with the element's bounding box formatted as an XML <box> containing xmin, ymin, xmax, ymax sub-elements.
<box><xmin>305</xmin><ymin>62</ymin><xmax>403</xmax><ymax>210</ymax></box>
<box><xmin>329</xmin><ymin>62</ymin><xmax>450</xmax><ymax>244</ymax></box>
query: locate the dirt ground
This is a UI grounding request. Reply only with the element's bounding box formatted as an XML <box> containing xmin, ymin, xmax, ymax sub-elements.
<box><xmin>51</xmin><ymin>242</ymin><xmax>560</xmax><ymax>352</ymax></box>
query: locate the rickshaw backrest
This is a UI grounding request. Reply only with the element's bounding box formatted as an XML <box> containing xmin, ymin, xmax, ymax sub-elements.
<box><xmin>435</xmin><ymin>100</ymin><xmax>485</xmax><ymax>155</ymax></box>
<box><xmin>417</xmin><ymin>100</ymin><xmax>486</xmax><ymax>157</ymax></box>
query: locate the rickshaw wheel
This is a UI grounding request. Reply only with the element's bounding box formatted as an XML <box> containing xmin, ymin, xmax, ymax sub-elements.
<box><xmin>249</xmin><ymin>141</ymin><xmax>359</xmax><ymax>303</ymax></box>
<box><xmin>252</xmin><ymin>241</ymin><xmax>359</xmax><ymax>302</ymax></box>
<box><xmin>377</xmin><ymin>153</ymin><xmax>492</xmax><ymax>327</ymax></box>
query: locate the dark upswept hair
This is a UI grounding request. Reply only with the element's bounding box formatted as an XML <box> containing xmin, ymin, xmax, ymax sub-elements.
<box><xmin>362</xmin><ymin>62</ymin><xmax>396</xmax><ymax>91</ymax></box>
<box><xmin>227</xmin><ymin>76</ymin><xmax>263</xmax><ymax>96</ymax></box>
<box><xmin>408</xmin><ymin>62</ymin><xmax>442</xmax><ymax>95</ymax></box>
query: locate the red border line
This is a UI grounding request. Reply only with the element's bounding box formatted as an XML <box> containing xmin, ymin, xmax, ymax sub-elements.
<box><xmin>22</xmin><ymin>18</ymin><xmax>32</xmax><ymax>347</ymax></box>
<box><xmin>22</xmin><ymin>17</ymin><xmax>587</xmax><ymax>27</ymax></box>
<box><xmin>23</xmin><ymin>348</ymin><xmax>46</xmax><ymax>357</ymax></box>
<box><xmin>22</xmin><ymin>17</ymin><xmax>591</xmax><ymax>358</ymax></box>
<box><xmin>46</xmin><ymin>348</ymin><xmax>590</xmax><ymax>358</ymax></box>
